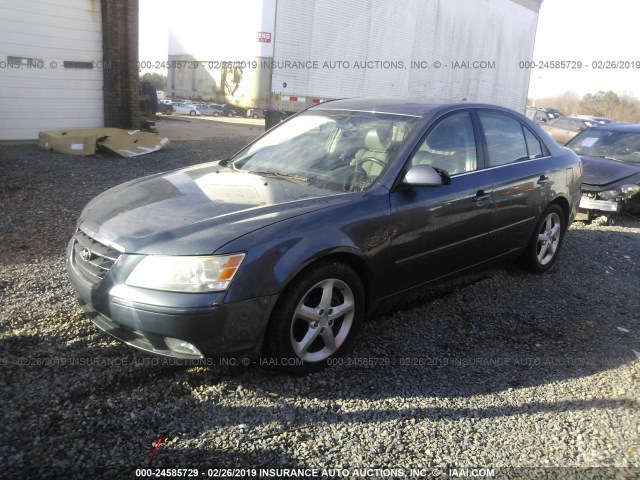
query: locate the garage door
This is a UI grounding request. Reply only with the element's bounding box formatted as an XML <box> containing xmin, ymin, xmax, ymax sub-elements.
<box><xmin>0</xmin><ymin>0</ymin><xmax>104</xmax><ymax>140</ymax></box>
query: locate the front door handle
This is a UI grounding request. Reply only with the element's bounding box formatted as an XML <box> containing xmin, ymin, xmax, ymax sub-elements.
<box><xmin>473</xmin><ymin>190</ymin><xmax>490</xmax><ymax>205</ymax></box>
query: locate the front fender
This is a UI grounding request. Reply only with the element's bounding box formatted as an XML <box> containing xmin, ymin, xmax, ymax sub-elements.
<box><xmin>219</xmin><ymin>189</ymin><xmax>392</xmax><ymax>304</ymax></box>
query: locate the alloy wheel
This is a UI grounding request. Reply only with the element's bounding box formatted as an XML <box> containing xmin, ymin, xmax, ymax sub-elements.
<box><xmin>289</xmin><ymin>278</ymin><xmax>355</xmax><ymax>363</ymax></box>
<box><xmin>536</xmin><ymin>211</ymin><xmax>561</xmax><ymax>265</ymax></box>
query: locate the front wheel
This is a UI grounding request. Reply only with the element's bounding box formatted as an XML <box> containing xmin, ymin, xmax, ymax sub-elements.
<box><xmin>263</xmin><ymin>261</ymin><xmax>364</xmax><ymax>375</ymax></box>
<box><xmin>189</xmin><ymin>110</ymin><xmax>196</xmax><ymax>116</ymax></box>
<box><xmin>522</xmin><ymin>204</ymin><xmax>565</xmax><ymax>273</ymax></box>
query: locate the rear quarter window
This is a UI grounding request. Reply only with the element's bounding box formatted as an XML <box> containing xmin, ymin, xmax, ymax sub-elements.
<box><xmin>523</xmin><ymin>127</ymin><xmax>545</xmax><ymax>159</ymax></box>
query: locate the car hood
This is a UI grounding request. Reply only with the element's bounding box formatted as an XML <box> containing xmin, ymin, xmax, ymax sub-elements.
<box><xmin>79</xmin><ymin>163</ymin><xmax>357</xmax><ymax>255</ymax></box>
<box><xmin>579</xmin><ymin>155</ymin><xmax>640</xmax><ymax>187</ymax></box>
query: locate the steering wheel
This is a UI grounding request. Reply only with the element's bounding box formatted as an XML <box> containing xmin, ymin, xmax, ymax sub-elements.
<box><xmin>356</xmin><ymin>156</ymin><xmax>387</xmax><ymax>172</ymax></box>
<box><xmin>344</xmin><ymin>157</ymin><xmax>386</xmax><ymax>192</ymax></box>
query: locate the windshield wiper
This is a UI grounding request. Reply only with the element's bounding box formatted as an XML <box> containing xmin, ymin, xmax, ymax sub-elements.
<box><xmin>248</xmin><ymin>170</ymin><xmax>310</xmax><ymax>185</ymax></box>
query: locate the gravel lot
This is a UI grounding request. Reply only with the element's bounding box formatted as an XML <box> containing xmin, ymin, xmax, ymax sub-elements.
<box><xmin>1</xmin><ymin>134</ymin><xmax>639</xmax><ymax>479</ymax></box>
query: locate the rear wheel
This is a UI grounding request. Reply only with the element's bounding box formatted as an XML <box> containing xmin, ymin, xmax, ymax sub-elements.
<box><xmin>523</xmin><ymin>204</ymin><xmax>565</xmax><ymax>273</ymax></box>
<box><xmin>189</xmin><ymin>110</ymin><xmax>196</xmax><ymax>116</ymax></box>
<box><xmin>264</xmin><ymin>261</ymin><xmax>364</xmax><ymax>375</ymax></box>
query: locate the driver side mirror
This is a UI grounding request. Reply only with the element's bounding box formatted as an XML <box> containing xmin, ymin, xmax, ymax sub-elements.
<box><xmin>402</xmin><ymin>164</ymin><xmax>448</xmax><ymax>187</ymax></box>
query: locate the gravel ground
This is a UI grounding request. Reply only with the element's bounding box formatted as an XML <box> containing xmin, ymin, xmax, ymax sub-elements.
<box><xmin>1</xmin><ymin>138</ymin><xmax>639</xmax><ymax>479</ymax></box>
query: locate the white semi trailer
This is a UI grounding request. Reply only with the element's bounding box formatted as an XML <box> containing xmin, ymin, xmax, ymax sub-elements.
<box><xmin>167</xmin><ymin>0</ymin><xmax>542</xmax><ymax>113</ymax></box>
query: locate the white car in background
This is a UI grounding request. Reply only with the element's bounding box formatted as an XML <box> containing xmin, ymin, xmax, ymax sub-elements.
<box><xmin>172</xmin><ymin>103</ymin><xmax>201</xmax><ymax>116</ymax></box>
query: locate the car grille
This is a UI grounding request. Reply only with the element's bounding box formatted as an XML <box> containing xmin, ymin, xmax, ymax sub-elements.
<box><xmin>72</xmin><ymin>230</ymin><xmax>122</xmax><ymax>285</ymax></box>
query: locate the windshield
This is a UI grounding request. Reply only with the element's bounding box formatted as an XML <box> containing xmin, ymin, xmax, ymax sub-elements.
<box><xmin>230</xmin><ymin>110</ymin><xmax>419</xmax><ymax>192</ymax></box>
<box><xmin>566</xmin><ymin>129</ymin><xmax>640</xmax><ymax>164</ymax></box>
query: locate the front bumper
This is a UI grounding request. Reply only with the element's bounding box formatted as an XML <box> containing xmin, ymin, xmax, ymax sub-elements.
<box><xmin>67</xmin><ymin>238</ymin><xmax>278</xmax><ymax>360</ymax></box>
<box><xmin>579</xmin><ymin>196</ymin><xmax>622</xmax><ymax>214</ymax></box>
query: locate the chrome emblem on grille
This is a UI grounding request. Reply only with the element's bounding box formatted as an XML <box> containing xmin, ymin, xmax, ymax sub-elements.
<box><xmin>80</xmin><ymin>247</ymin><xmax>92</xmax><ymax>262</ymax></box>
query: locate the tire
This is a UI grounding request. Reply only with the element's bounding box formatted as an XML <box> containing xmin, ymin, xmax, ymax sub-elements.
<box><xmin>263</xmin><ymin>261</ymin><xmax>364</xmax><ymax>375</ymax></box>
<box><xmin>213</xmin><ymin>112</ymin><xmax>220</xmax><ymax>117</ymax></box>
<box><xmin>189</xmin><ymin>110</ymin><xmax>196</xmax><ymax>116</ymax></box>
<box><xmin>522</xmin><ymin>204</ymin><xmax>565</xmax><ymax>273</ymax></box>
<box><xmin>252</xmin><ymin>114</ymin><xmax>258</xmax><ymax>119</ymax></box>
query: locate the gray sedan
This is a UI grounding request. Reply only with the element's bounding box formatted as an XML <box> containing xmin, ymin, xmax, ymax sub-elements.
<box><xmin>541</xmin><ymin>117</ymin><xmax>599</xmax><ymax>144</ymax></box>
<box><xmin>198</xmin><ymin>105</ymin><xmax>225</xmax><ymax>116</ymax></box>
<box><xmin>67</xmin><ymin>99</ymin><xmax>582</xmax><ymax>374</ymax></box>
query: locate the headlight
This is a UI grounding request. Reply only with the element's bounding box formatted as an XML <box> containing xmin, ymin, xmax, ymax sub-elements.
<box><xmin>599</xmin><ymin>184</ymin><xmax>640</xmax><ymax>200</ymax></box>
<box><xmin>620</xmin><ymin>184</ymin><xmax>640</xmax><ymax>195</ymax></box>
<box><xmin>126</xmin><ymin>254</ymin><xmax>245</xmax><ymax>292</ymax></box>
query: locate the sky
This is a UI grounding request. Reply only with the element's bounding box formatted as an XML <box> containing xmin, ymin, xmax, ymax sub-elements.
<box><xmin>530</xmin><ymin>0</ymin><xmax>640</xmax><ymax>99</ymax></box>
<box><xmin>139</xmin><ymin>0</ymin><xmax>640</xmax><ymax>100</ymax></box>
<box><xmin>138</xmin><ymin>0</ymin><xmax>169</xmax><ymax>66</ymax></box>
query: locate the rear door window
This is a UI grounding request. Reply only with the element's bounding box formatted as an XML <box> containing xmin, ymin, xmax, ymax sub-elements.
<box><xmin>479</xmin><ymin>112</ymin><xmax>530</xmax><ymax>167</ymax></box>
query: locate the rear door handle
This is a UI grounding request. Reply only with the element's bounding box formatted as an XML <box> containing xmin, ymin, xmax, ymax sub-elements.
<box><xmin>473</xmin><ymin>190</ymin><xmax>490</xmax><ymax>205</ymax></box>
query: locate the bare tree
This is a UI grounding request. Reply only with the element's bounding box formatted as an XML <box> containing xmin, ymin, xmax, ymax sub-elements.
<box><xmin>581</xmin><ymin>90</ymin><xmax>621</xmax><ymax>117</ymax></box>
<box><xmin>611</xmin><ymin>95</ymin><xmax>640</xmax><ymax>123</ymax></box>
<box><xmin>140</xmin><ymin>72</ymin><xmax>168</xmax><ymax>90</ymax></box>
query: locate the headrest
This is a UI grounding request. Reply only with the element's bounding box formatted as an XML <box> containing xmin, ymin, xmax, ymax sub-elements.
<box><xmin>365</xmin><ymin>129</ymin><xmax>385</xmax><ymax>151</ymax></box>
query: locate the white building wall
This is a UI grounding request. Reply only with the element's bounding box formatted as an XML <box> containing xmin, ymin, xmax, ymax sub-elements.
<box><xmin>0</xmin><ymin>0</ymin><xmax>104</xmax><ymax>140</ymax></box>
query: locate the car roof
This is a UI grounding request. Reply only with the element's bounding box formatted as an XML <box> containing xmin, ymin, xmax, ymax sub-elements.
<box><xmin>550</xmin><ymin>117</ymin><xmax>582</xmax><ymax>123</ymax></box>
<box><xmin>588</xmin><ymin>123</ymin><xmax>639</xmax><ymax>132</ymax></box>
<box><xmin>309</xmin><ymin>98</ymin><xmax>523</xmax><ymax>118</ymax></box>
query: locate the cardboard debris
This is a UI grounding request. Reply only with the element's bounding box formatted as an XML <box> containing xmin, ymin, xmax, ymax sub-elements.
<box><xmin>38</xmin><ymin>128</ymin><xmax>169</xmax><ymax>158</ymax></box>
<box><xmin>38</xmin><ymin>129</ymin><xmax>99</xmax><ymax>156</ymax></box>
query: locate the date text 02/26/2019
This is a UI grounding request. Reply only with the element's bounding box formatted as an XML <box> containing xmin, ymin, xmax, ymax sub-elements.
<box><xmin>520</xmin><ymin>60</ymin><xmax>640</xmax><ymax>69</ymax></box>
